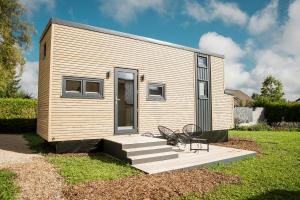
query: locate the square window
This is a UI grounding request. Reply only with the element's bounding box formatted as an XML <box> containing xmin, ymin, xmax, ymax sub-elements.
<box><xmin>199</xmin><ymin>81</ymin><xmax>208</xmax><ymax>98</ymax></box>
<box><xmin>62</xmin><ymin>77</ymin><xmax>104</xmax><ymax>99</ymax></box>
<box><xmin>66</xmin><ymin>80</ymin><xmax>82</xmax><ymax>93</ymax></box>
<box><xmin>198</xmin><ymin>56</ymin><xmax>207</xmax><ymax>68</ymax></box>
<box><xmin>149</xmin><ymin>85</ymin><xmax>163</xmax><ymax>96</ymax></box>
<box><xmin>86</xmin><ymin>81</ymin><xmax>100</xmax><ymax>93</ymax></box>
<box><xmin>148</xmin><ymin>83</ymin><xmax>165</xmax><ymax>101</ymax></box>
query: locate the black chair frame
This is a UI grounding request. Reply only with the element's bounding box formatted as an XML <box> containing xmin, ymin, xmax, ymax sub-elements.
<box><xmin>182</xmin><ymin>124</ymin><xmax>209</xmax><ymax>152</ymax></box>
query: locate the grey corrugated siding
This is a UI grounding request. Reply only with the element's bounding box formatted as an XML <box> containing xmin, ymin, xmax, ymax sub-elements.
<box><xmin>196</xmin><ymin>55</ymin><xmax>212</xmax><ymax>131</ymax></box>
<box><xmin>198</xmin><ymin>99</ymin><xmax>211</xmax><ymax>131</ymax></box>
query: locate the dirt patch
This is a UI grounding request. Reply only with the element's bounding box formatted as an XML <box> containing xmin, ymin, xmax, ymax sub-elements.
<box><xmin>214</xmin><ymin>137</ymin><xmax>261</xmax><ymax>154</ymax></box>
<box><xmin>9</xmin><ymin>157</ymin><xmax>65</xmax><ymax>200</ymax></box>
<box><xmin>64</xmin><ymin>168</ymin><xmax>240</xmax><ymax>200</ymax></box>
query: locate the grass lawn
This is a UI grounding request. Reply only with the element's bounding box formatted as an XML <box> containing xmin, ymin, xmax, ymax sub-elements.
<box><xmin>23</xmin><ymin>133</ymin><xmax>45</xmax><ymax>153</ymax></box>
<box><xmin>24</xmin><ymin>133</ymin><xmax>141</xmax><ymax>184</ymax></box>
<box><xmin>24</xmin><ymin>131</ymin><xmax>300</xmax><ymax>199</ymax></box>
<box><xmin>0</xmin><ymin>169</ymin><xmax>18</xmax><ymax>200</ymax></box>
<box><xmin>201</xmin><ymin>131</ymin><xmax>300</xmax><ymax>200</ymax></box>
<box><xmin>47</xmin><ymin>154</ymin><xmax>142</xmax><ymax>184</ymax></box>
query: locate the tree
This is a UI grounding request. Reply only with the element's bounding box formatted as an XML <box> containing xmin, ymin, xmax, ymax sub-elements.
<box><xmin>260</xmin><ymin>75</ymin><xmax>285</xmax><ymax>102</ymax></box>
<box><xmin>251</xmin><ymin>93</ymin><xmax>259</xmax><ymax>99</ymax></box>
<box><xmin>0</xmin><ymin>0</ymin><xmax>35</xmax><ymax>97</ymax></box>
<box><xmin>0</xmin><ymin>75</ymin><xmax>20</xmax><ymax>97</ymax></box>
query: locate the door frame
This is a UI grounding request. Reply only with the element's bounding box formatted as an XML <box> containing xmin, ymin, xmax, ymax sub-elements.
<box><xmin>114</xmin><ymin>68</ymin><xmax>138</xmax><ymax>134</ymax></box>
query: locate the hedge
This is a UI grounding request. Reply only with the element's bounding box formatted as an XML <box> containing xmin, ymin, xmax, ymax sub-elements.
<box><xmin>264</xmin><ymin>102</ymin><xmax>300</xmax><ymax>124</ymax></box>
<box><xmin>236</xmin><ymin>123</ymin><xmax>300</xmax><ymax>131</ymax></box>
<box><xmin>0</xmin><ymin>98</ymin><xmax>37</xmax><ymax>133</ymax></box>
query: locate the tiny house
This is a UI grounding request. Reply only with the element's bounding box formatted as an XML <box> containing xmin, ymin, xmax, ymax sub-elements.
<box><xmin>37</xmin><ymin>18</ymin><xmax>234</xmax><ymax>151</ymax></box>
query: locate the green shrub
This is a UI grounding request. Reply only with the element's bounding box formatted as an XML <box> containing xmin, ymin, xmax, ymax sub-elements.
<box><xmin>0</xmin><ymin>98</ymin><xmax>37</xmax><ymax>133</ymax></box>
<box><xmin>235</xmin><ymin>123</ymin><xmax>300</xmax><ymax>131</ymax></box>
<box><xmin>236</xmin><ymin>123</ymin><xmax>271</xmax><ymax>131</ymax></box>
<box><xmin>264</xmin><ymin>102</ymin><xmax>300</xmax><ymax>124</ymax></box>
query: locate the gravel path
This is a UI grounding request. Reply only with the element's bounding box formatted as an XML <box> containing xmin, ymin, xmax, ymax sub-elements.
<box><xmin>9</xmin><ymin>158</ymin><xmax>65</xmax><ymax>200</ymax></box>
<box><xmin>0</xmin><ymin>134</ymin><xmax>40</xmax><ymax>167</ymax></box>
<box><xmin>0</xmin><ymin>134</ymin><xmax>65</xmax><ymax>200</ymax></box>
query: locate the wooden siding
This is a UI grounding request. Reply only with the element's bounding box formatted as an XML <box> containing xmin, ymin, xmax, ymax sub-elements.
<box><xmin>37</xmin><ymin>26</ymin><xmax>52</xmax><ymax>140</ymax></box>
<box><xmin>210</xmin><ymin>56</ymin><xmax>234</xmax><ymax>130</ymax></box>
<box><xmin>49</xmin><ymin>24</ymin><xmax>196</xmax><ymax>141</ymax></box>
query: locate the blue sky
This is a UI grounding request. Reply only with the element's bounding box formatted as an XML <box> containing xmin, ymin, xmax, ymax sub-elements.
<box><xmin>20</xmin><ymin>0</ymin><xmax>300</xmax><ymax>100</ymax></box>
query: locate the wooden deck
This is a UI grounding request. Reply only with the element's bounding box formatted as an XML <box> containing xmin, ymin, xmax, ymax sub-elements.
<box><xmin>103</xmin><ymin>135</ymin><xmax>256</xmax><ymax>174</ymax></box>
<box><xmin>133</xmin><ymin>144</ymin><xmax>256</xmax><ymax>174</ymax></box>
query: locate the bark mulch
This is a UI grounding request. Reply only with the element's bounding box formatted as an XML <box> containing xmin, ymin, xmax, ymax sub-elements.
<box><xmin>64</xmin><ymin>168</ymin><xmax>240</xmax><ymax>200</ymax></box>
<box><xmin>214</xmin><ymin>137</ymin><xmax>262</xmax><ymax>154</ymax></box>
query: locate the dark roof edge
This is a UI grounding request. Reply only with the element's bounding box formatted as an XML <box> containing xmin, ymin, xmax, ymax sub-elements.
<box><xmin>40</xmin><ymin>18</ymin><xmax>225</xmax><ymax>59</ymax></box>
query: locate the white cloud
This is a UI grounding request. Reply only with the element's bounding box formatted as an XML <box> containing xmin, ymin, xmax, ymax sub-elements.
<box><xmin>99</xmin><ymin>0</ymin><xmax>170</xmax><ymax>24</ymax></box>
<box><xmin>184</xmin><ymin>1</ymin><xmax>210</xmax><ymax>22</ymax></box>
<box><xmin>248</xmin><ymin>0</ymin><xmax>279</xmax><ymax>35</ymax></box>
<box><xmin>251</xmin><ymin>0</ymin><xmax>300</xmax><ymax>100</ymax></box>
<box><xmin>279</xmin><ymin>0</ymin><xmax>300</xmax><ymax>56</ymax></box>
<box><xmin>20</xmin><ymin>61</ymin><xmax>38</xmax><ymax>98</ymax></box>
<box><xmin>184</xmin><ymin>0</ymin><xmax>248</xmax><ymax>26</ymax></box>
<box><xmin>251</xmin><ymin>50</ymin><xmax>300</xmax><ymax>100</ymax></box>
<box><xmin>19</xmin><ymin>0</ymin><xmax>55</xmax><ymax>14</ymax></box>
<box><xmin>199</xmin><ymin>32</ymin><xmax>253</xmax><ymax>91</ymax></box>
<box><xmin>198</xmin><ymin>0</ymin><xmax>300</xmax><ymax>101</ymax></box>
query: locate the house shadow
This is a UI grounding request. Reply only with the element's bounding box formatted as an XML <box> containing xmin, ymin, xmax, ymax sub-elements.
<box><xmin>0</xmin><ymin>133</ymin><xmax>34</xmax><ymax>154</ymax></box>
<box><xmin>0</xmin><ymin>132</ymin><xmax>54</xmax><ymax>154</ymax></box>
<box><xmin>247</xmin><ymin>189</ymin><xmax>300</xmax><ymax>200</ymax></box>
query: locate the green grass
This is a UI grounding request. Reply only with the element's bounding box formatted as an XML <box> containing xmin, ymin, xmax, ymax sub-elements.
<box><xmin>25</xmin><ymin>131</ymin><xmax>300</xmax><ymax>199</ymax></box>
<box><xmin>47</xmin><ymin>154</ymin><xmax>142</xmax><ymax>184</ymax></box>
<box><xmin>0</xmin><ymin>169</ymin><xmax>18</xmax><ymax>200</ymax></box>
<box><xmin>201</xmin><ymin>131</ymin><xmax>300</xmax><ymax>200</ymax></box>
<box><xmin>24</xmin><ymin>133</ymin><xmax>142</xmax><ymax>184</ymax></box>
<box><xmin>23</xmin><ymin>133</ymin><xmax>46</xmax><ymax>153</ymax></box>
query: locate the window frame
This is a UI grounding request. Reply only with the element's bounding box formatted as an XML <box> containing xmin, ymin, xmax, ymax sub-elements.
<box><xmin>62</xmin><ymin>76</ymin><xmax>104</xmax><ymax>99</ymax></box>
<box><xmin>83</xmin><ymin>79</ymin><xmax>104</xmax><ymax>98</ymax></box>
<box><xmin>43</xmin><ymin>43</ymin><xmax>46</xmax><ymax>60</ymax></box>
<box><xmin>198</xmin><ymin>56</ymin><xmax>208</xmax><ymax>68</ymax></box>
<box><xmin>65</xmin><ymin>78</ymin><xmax>83</xmax><ymax>94</ymax></box>
<box><xmin>147</xmin><ymin>82</ymin><xmax>166</xmax><ymax>101</ymax></box>
<box><xmin>198</xmin><ymin>80</ymin><xmax>208</xmax><ymax>99</ymax></box>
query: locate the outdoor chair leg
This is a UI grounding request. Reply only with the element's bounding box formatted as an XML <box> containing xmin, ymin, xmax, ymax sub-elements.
<box><xmin>207</xmin><ymin>143</ymin><xmax>209</xmax><ymax>152</ymax></box>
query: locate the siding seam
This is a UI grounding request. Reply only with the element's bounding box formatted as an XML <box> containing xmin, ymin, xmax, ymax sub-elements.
<box><xmin>48</xmin><ymin>24</ymin><xmax>54</xmax><ymax>141</ymax></box>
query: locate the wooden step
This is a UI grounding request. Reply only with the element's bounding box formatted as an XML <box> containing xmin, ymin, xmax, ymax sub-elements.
<box><xmin>128</xmin><ymin>151</ymin><xmax>178</xmax><ymax>165</ymax></box>
<box><xmin>122</xmin><ymin>140</ymin><xmax>167</xmax><ymax>149</ymax></box>
<box><xmin>124</xmin><ymin>145</ymin><xmax>172</xmax><ymax>157</ymax></box>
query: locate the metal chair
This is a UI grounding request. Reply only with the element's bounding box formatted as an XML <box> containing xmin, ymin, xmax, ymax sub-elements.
<box><xmin>182</xmin><ymin>124</ymin><xmax>209</xmax><ymax>152</ymax></box>
<box><xmin>157</xmin><ymin>125</ymin><xmax>179</xmax><ymax>146</ymax></box>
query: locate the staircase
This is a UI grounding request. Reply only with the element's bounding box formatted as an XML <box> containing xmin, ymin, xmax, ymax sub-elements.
<box><xmin>102</xmin><ymin>135</ymin><xmax>178</xmax><ymax>165</ymax></box>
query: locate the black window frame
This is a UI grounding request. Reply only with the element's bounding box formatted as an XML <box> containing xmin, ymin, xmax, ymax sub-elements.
<box><xmin>198</xmin><ymin>80</ymin><xmax>208</xmax><ymax>99</ymax></box>
<box><xmin>62</xmin><ymin>76</ymin><xmax>104</xmax><ymax>99</ymax></box>
<box><xmin>198</xmin><ymin>56</ymin><xmax>208</xmax><ymax>68</ymax></box>
<box><xmin>43</xmin><ymin>43</ymin><xmax>46</xmax><ymax>60</ymax></box>
<box><xmin>147</xmin><ymin>82</ymin><xmax>166</xmax><ymax>101</ymax></box>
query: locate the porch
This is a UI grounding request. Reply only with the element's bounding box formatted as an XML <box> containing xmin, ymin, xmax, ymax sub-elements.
<box><xmin>102</xmin><ymin>135</ymin><xmax>256</xmax><ymax>174</ymax></box>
